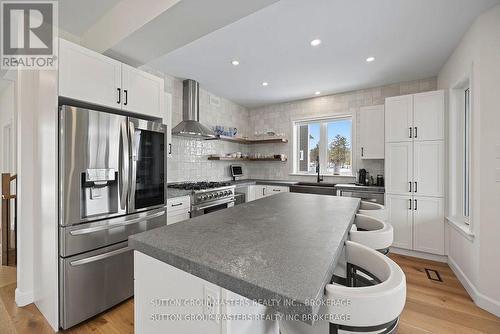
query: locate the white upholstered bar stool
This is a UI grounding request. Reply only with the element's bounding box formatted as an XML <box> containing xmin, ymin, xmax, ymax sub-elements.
<box><xmin>349</xmin><ymin>214</ymin><xmax>393</xmax><ymax>255</ymax></box>
<box><xmin>357</xmin><ymin>201</ymin><xmax>387</xmax><ymax>222</ymax></box>
<box><xmin>279</xmin><ymin>241</ymin><xmax>406</xmax><ymax>334</ymax></box>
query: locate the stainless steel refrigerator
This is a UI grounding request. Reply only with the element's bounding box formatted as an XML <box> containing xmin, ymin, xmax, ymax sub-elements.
<box><xmin>58</xmin><ymin>105</ymin><xmax>167</xmax><ymax>329</ymax></box>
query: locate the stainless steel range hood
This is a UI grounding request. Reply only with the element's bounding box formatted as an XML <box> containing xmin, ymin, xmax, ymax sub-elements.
<box><xmin>172</xmin><ymin>79</ymin><xmax>216</xmax><ymax>139</ymax></box>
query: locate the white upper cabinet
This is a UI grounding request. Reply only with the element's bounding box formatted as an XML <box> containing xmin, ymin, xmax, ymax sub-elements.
<box><xmin>413</xmin><ymin>196</ymin><xmax>445</xmax><ymax>255</ymax></box>
<box><xmin>58</xmin><ymin>39</ymin><xmax>164</xmax><ymax>119</ymax></box>
<box><xmin>385</xmin><ymin>94</ymin><xmax>413</xmax><ymax>142</ymax></box>
<box><xmin>359</xmin><ymin>105</ymin><xmax>385</xmax><ymax>159</ymax></box>
<box><xmin>413</xmin><ymin>90</ymin><xmax>445</xmax><ymax>141</ymax></box>
<box><xmin>413</xmin><ymin>141</ymin><xmax>444</xmax><ymax>197</ymax></box>
<box><xmin>385</xmin><ymin>142</ymin><xmax>413</xmax><ymax>195</ymax></box>
<box><xmin>59</xmin><ymin>39</ymin><xmax>121</xmax><ymax>109</ymax></box>
<box><xmin>122</xmin><ymin>64</ymin><xmax>164</xmax><ymax>118</ymax></box>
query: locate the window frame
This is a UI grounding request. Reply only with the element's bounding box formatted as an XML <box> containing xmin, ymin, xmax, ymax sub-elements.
<box><xmin>292</xmin><ymin>114</ymin><xmax>355</xmax><ymax>176</ymax></box>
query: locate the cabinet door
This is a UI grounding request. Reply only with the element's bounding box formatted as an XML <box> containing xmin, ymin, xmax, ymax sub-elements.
<box><xmin>413</xmin><ymin>196</ymin><xmax>444</xmax><ymax>255</ymax></box>
<box><xmin>413</xmin><ymin>141</ymin><xmax>444</xmax><ymax>197</ymax></box>
<box><xmin>359</xmin><ymin>105</ymin><xmax>385</xmax><ymax>159</ymax></box>
<box><xmin>59</xmin><ymin>39</ymin><xmax>121</xmax><ymax>109</ymax></box>
<box><xmin>167</xmin><ymin>212</ymin><xmax>190</xmax><ymax>225</ymax></box>
<box><xmin>265</xmin><ymin>185</ymin><xmax>289</xmax><ymax>196</ymax></box>
<box><xmin>386</xmin><ymin>194</ymin><xmax>413</xmax><ymax>250</ymax></box>
<box><xmin>165</xmin><ymin>93</ymin><xmax>173</xmax><ymax>157</ymax></box>
<box><xmin>385</xmin><ymin>95</ymin><xmax>413</xmax><ymax>142</ymax></box>
<box><xmin>254</xmin><ymin>185</ymin><xmax>267</xmax><ymax>200</ymax></box>
<box><xmin>121</xmin><ymin>64</ymin><xmax>164</xmax><ymax>118</ymax></box>
<box><xmin>413</xmin><ymin>91</ymin><xmax>445</xmax><ymax>141</ymax></box>
<box><xmin>385</xmin><ymin>142</ymin><xmax>413</xmax><ymax>195</ymax></box>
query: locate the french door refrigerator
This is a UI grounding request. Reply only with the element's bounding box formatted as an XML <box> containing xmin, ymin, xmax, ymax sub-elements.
<box><xmin>58</xmin><ymin>105</ymin><xmax>167</xmax><ymax>329</ymax></box>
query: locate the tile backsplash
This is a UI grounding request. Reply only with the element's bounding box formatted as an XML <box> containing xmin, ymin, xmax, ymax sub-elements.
<box><xmin>165</xmin><ymin>74</ymin><xmax>437</xmax><ymax>183</ymax></box>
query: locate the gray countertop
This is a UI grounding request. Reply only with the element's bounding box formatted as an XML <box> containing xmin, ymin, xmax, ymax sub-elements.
<box><xmin>129</xmin><ymin>193</ymin><xmax>360</xmax><ymax>323</ymax></box>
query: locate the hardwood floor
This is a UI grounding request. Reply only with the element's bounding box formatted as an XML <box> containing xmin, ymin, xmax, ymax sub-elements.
<box><xmin>0</xmin><ymin>255</ymin><xmax>499</xmax><ymax>333</ymax></box>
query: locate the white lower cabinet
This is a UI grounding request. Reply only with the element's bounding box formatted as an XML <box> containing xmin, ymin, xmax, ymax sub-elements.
<box><xmin>386</xmin><ymin>194</ymin><xmax>444</xmax><ymax>255</ymax></box>
<box><xmin>386</xmin><ymin>194</ymin><xmax>413</xmax><ymax>249</ymax></box>
<box><xmin>413</xmin><ymin>196</ymin><xmax>445</xmax><ymax>255</ymax></box>
<box><xmin>265</xmin><ymin>185</ymin><xmax>289</xmax><ymax>196</ymax></box>
<box><xmin>245</xmin><ymin>185</ymin><xmax>289</xmax><ymax>202</ymax></box>
<box><xmin>167</xmin><ymin>196</ymin><xmax>191</xmax><ymax>225</ymax></box>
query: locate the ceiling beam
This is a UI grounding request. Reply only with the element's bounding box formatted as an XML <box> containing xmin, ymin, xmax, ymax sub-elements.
<box><xmin>80</xmin><ymin>0</ymin><xmax>181</xmax><ymax>54</ymax></box>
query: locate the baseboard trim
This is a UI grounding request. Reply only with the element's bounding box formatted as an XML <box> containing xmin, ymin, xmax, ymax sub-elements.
<box><xmin>448</xmin><ymin>257</ymin><xmax>500</xmax><ymax>317</ymax></box>
<box><xmin>15</xmin><ymin>288</ymin><xmax>33</xmax><ymax>306</ymax></box>
<box><xmin>390</xmin><ymin>247</ymin><xmax>448</xmax><ymax>263</ymax></box>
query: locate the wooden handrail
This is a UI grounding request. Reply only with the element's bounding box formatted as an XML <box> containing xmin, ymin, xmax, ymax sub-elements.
<box><xmin>1</xmin><ymin>195</ymin><xmax>16</xmax><ymax>200</ymax></box>
<box><xmin>9</xmin><ymin>174</ymin><xmax>16</xmax><ymax>182</ymax></box>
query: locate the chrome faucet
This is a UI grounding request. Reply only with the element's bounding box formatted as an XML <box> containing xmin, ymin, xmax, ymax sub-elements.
<box><xmin>316</xmin><ymin>156</ymin><xmax>323</xmax><ymax>183</ymax></box>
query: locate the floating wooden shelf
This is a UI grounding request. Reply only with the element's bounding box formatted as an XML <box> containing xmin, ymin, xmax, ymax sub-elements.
<box><xmin>208</xmin><ymin>157</ymin><xmax>287</xmax><ymax>162</ymax></box>
<box><xmin>214</xmin><ymin>135</ymin><xmax>288</xmax><ymax>144</ymax></box>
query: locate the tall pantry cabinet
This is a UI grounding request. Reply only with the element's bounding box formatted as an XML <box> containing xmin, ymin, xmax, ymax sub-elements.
<box><xmin>385</xmin><ymin>90</ymin><xmax>445</xmax><ymax>255</ymax></box>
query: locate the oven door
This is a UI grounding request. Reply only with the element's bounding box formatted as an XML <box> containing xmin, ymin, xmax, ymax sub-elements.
<box><xmin>190</xmin><ymin>199</ymin><xmax>235</xmax><ymax>218</ymax></box>
<box><xmin>128</xmin><ymin>118</ymin><xmax>167</xmax><ymax>213</ymax></box>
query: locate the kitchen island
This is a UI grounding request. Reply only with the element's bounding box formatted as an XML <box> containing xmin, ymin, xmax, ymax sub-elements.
<box><xmin>129</xmin><ymin>193</ymin><xmax>360</xmax><ymax>334</ymax></box>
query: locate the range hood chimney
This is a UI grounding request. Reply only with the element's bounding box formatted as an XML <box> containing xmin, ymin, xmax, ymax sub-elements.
<box><xmin>171</xmin><ymin>79</ymin><xmax>216</xmax><ymax>139</ymax></box>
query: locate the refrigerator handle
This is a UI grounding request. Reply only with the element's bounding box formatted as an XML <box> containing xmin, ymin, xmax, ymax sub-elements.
<box><xmin>129</xmin><ymin>121</ymin><xmax>137</xmax><ymax>210</ymax></box>
<box><xmin>119</xmin><ymin>121</ymin><xmax>129</xmax><ymax>210</ymax></box>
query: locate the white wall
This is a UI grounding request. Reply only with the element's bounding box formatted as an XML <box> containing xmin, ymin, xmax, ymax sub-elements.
<box><xmin>163</xmin><ymin>74</ymin><xmax>251</xmax><ymax>182</ymax></box>
<box><xmin>247</xmin><ymin>78</ymin><xmax>437</xmax><ymax>182</ymax></box>
<box><xmin>438</xmin><ymin>3</ymin><xmax>500</xmax><ymax>317</ymax></box>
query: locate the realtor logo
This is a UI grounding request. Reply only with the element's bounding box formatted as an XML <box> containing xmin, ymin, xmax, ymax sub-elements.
<box><xmin>1</xmin><ymin>1</ymin><xmax>58</xmax><ymax>69</ymax></box>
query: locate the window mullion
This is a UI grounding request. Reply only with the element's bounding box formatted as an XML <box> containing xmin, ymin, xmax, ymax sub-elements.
<box><xmin>319</xmin><ymin>122</ymin><xmax>328</xmax><ymax>173</ymax></box>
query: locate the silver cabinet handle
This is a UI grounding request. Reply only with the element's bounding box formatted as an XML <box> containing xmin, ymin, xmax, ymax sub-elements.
<box><xmin>414</xmin><ymin>199</ymin><xmax>418</xmax><ymax>211</ymax></box>
<box><xmin>361</xmin><ymin>147</ymin><xmax>364</xmax><ymax>157</ymax></box>
<box><xmin>414</xmin><ymin>182</ymin><xmax>418</xmax><ymax>193</ymax></box>
<box><xmin>70</xmin><ymin>211</ymin><xmax>165</xmax><ymax>236</ymax></box>
<box><xmin>409</xmin><ymin>127</ymin><xmax>413</xmax><ymax>138</ymax></box>
<box><xmin>170</xmin><ymin>202</ymin><xmax>183</xmax><ymax>207</ymax></box>
<box><xmin>117</xmin><ymin>88</ymin><xmax>121</xmax><ymax>104</ymax></box>
<box><xmin>414</xmin><ymin>127</ymin><xmax>418</xmax><ymax>138</ymax></box>
<box><xmin>408</xmin><ymin>199</ymin><xmax>412</xmax><ymax>210</ymax></box>
<box><xmin>192</xmin><ymin>199</ymin><xmax>235</xmax><ymax>211</ymax></box>
<box><xmin>409</xmin><ymin>182</ymin><xmax>412</xmax><ymax>193</ymax></box>
<box><xmin>70</xmin><ymin>247</ymin><xmax>131</xmax><ymax>266</ymax></box>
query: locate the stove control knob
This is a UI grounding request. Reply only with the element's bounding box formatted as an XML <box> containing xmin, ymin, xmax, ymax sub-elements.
<box><xmin>207</xmin><ymin>194</ymin><xmax>213</xmax><ymax>199</ymax></box>
<box><xmin>201</xmin><ymin>195</ymin><xmax>208</xmax><ymax>201</ymax></box>
<box><xmin>226</xmin><ymin>190</ymin><xmax>232</xmax><ymax>196</ymax></box>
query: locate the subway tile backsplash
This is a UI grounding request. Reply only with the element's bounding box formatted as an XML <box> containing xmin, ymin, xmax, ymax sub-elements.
<box><xmin>166</xmin><ymin>75</ymin><xmax>437</xmax><ymax>183</ymax></box>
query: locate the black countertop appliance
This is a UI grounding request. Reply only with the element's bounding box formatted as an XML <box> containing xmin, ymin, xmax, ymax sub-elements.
<box><xmin>358</xmin><ymin>169</ymin><xmax>367</xmax><ymax>185</ymax></box>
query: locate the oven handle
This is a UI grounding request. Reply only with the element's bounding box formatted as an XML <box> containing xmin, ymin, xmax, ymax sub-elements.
<box><xmin>70</xmin><ymin>246</ymin><xmax>131</xmax><ymax>266</ymax></box>
<box><xmin>191</xmin><ymin>199</ymin><xmax>235</xmax><ymax>211</ymax></box>
<box><xmin>70</xmin><ymin>211</ymin><xmax>165</xmax><ymax>236</ymax></box>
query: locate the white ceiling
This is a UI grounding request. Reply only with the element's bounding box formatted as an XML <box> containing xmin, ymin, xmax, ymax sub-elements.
<box><xmin>58</xmin><ymin>0</ymin><xmax>122</xmax><ymax>36</ymax></box>
<box><xmin>146</xmin><ymin>0</ymin><xmax>500</xmax><ymax>108</ymax></box>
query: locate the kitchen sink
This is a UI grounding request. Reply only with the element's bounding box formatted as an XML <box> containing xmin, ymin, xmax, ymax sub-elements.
<box><xmin>295</xmin><ymin>182</ymin><xmax>336</xmax><ymax>187</ymax></box>
<box><xmin>290</xmin><ymin>182</ymin><xmax>337</xmax><ymax>196</ymax></box>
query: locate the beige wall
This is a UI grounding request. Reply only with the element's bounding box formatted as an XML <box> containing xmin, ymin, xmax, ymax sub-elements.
<box><xmin>438</xmin><ymin>3</ymin><xmax>500</xmax><ymax>316</ymax></box>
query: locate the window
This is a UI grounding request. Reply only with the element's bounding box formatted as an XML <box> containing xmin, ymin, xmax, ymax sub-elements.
<box><xmin>295</xmin><ymin>117</ymin><xmax>352</xmax><ymax>176</ymax></box>
<box><xmin>463</xmin><ymin>88</ymin><xmax>471</xmax><ymax>220</ymax></box>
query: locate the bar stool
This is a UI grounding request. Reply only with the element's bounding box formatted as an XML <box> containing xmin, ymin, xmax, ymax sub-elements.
<box><xmin>357</xmin><ymin>201</ymin><xmax>387</xmax><ymax>222</ymax></box>
<box><xmin>279</xmin><ymin>241</ymin><xmax>406</xmax><ymax>334</ymax></box>
<box><xmin>349</xmin><ymin>214</ymin><xmax>393</xmax><ymax>255</ymax></box>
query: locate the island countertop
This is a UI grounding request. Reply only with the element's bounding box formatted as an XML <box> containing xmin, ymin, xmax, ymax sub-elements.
<box><xmin>129</xmin><ymin>193</ymin><xmax>360</xmax><ymax>323</ymax></box>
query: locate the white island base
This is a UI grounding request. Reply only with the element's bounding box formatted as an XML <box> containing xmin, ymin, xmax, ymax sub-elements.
<box><xmin>134</xmin><ymin>251</ymin><xmax>280</xmax><ymax>334</ymax></box>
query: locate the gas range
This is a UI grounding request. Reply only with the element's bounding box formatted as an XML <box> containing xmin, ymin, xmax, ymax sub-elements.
<box><xmin>168</xmin><ymin>181</ymin><xmax>236</xmax><ymax>216</ymax></box>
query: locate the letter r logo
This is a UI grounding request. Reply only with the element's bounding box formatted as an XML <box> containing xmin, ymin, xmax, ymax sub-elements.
<box><xmin>2</xmin><ymin>2</ymin><xmax>53</xmax><ymax>55</ymax></box>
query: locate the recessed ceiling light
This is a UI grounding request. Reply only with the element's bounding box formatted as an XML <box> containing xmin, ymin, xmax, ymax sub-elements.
<box><xmin>262</xmin><ymin>82</ymin><xmax>269</xmax><ymax>86</ymax></box>
<box><xmin>315</xmin><ymin>91</ymin><xmax>321</xmax><ymax>95</ymax></box>
<box><xmin>366</xmin><ymin>57</ymin><xmax>375</xmax><ymax>62</ymax></box>
<box><xmin>231</xmin><ymin>60</ymin><xmax>240</xmax><ymax>66</ymax></box>
<box><xmin>310</xmin><ymin>39</ymin><xmax>322</xmax><ymax>47</ymax></box>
